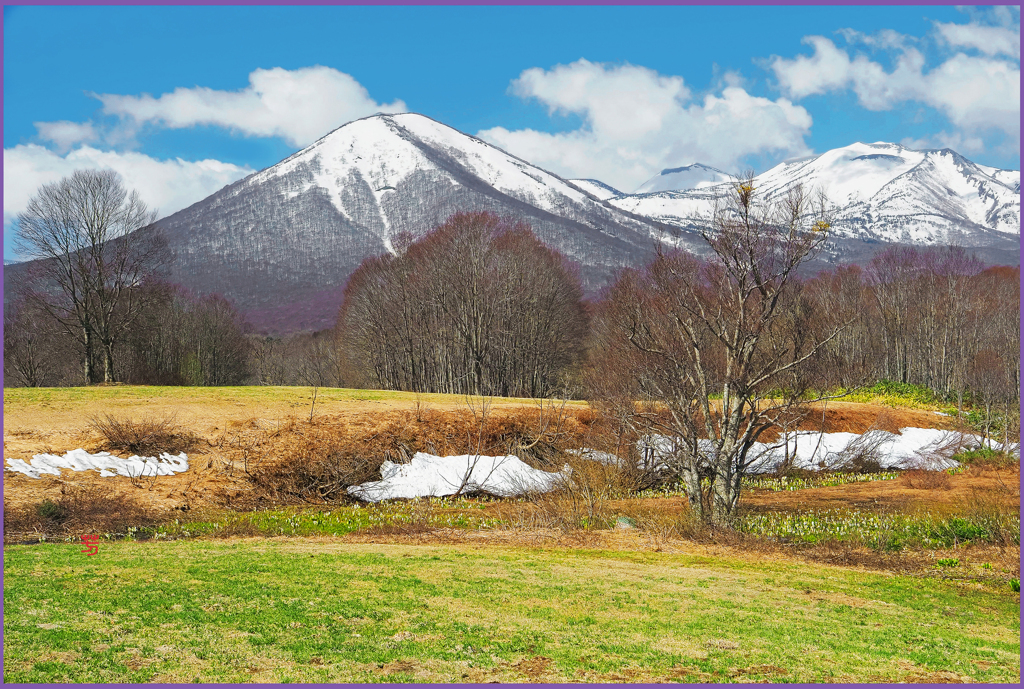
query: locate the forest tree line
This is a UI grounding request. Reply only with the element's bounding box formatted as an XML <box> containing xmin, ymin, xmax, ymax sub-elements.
<box><xmin>7</xmin><ymin>171</ymin><xmax>1017</xmax><ymax>528</ymax></box>
<box><xmin>4</xmin><ymin>191</ymin><xmax>1020</xmax><ymax>417</ymax></box>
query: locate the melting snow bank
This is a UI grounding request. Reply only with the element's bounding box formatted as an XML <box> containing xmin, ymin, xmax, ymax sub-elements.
<box><xmin>579</xmin><ymin>428</ymin><xmax>1019</xmax><ymax>474</ymax></box>
<box><xmin>348</xmin><ymin>452</ymin><xmax>570</xmax><ymax>502</ymax></box>
<box><xmin>738</xmin><ymin>428</ymin><xmax>1000</xmax><ymax>473</ymax></box>
<box><xmin>5</xmin><ymin>449</ymin><xmax>190</xmax><ymax>479</ymax></box>
<box><xmin>350</xmin><ymin>428</ymin><xmax>1015</xmax><ymax>502</ymax></box>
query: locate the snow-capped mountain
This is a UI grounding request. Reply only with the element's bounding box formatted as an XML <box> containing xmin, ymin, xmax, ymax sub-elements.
<box><xmin>5</xmin><ymin>121</ymin><xmax>1017</xmax><ymax>335</ymax></box>
<box><xmin>113</xmin><ymin>113</ymin><xmax>690</xmax><ymax>332</ymax></box>
<box><xmin>610</xmin><ymin>142</ymin><xmax>1020</xmax><ymax>251</ymax></box>
<box><xmin>634</xmin><ymin>163</ymin><xmax>734</xmax><ymax>194</ymax></box>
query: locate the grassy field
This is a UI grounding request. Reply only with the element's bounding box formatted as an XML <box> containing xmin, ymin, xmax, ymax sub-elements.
<box><xmin>3</xmin><ymin>384</ymin><xmax>1019</xmax><ymax>683</ymax></box>
<box><xmin>3</xmin><ymin>538</ymin><xmax>1018</xmax><ymax>683</ymax></box>
<box><xmin>1</xmin><ymin>384</ymin><xmax>566</xmax><ymax>411</ymax></box>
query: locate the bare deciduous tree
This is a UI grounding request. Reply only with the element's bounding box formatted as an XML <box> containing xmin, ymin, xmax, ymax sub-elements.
<box><xmin>16</xmin><ymin>169</ymin><xmax>162</xmax><ymax>383</ymax></box>
<box><xmin>338</xmin><ymin>211</ymin><xmax>587</xmax><ymax>398</ymax></box>
<box><xmin>3</xmin><ymin>298</ymin><xmax>65</xmax><ymax>387</ymax></box>
<box><xmin>592</xmin><ymin>177</ymin><xmax>847</xmax><ymax>526</ymax></box>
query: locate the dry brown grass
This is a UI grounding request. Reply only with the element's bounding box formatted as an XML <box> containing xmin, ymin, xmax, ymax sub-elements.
<box><xmin>899</xmin><ymin>469</ymin><xmax>952</xmax><ymax>490</ymax></box>
<box><xmin>741</xmin><ymin>465</ymin><xmax>1019</xmax><ymax>514</ymax></box>
<box><xmin>3</xmin><ymin>483</ymin><xmax>167</xmax><ymax>542</ymax></box>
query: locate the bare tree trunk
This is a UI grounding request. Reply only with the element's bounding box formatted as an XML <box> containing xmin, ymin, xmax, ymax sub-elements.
<box><xmin>83</xmin><ymin>326</ymin><xmax>95</xmax><ymax>384</ymax></box>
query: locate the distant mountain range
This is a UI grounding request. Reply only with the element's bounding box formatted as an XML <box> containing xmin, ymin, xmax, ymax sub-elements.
<box><xmin>5</xmin><ymin>114</ymin><xmax>1019</xmax><ymax>333</ymax></box>
<box><xmin>609</xmin><ymin>142</ymin><xmax>1019</xmax><ymax>253</ymax></box>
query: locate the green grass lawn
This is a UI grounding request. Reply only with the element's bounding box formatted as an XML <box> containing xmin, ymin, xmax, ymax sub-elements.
<box><xmin>4</xmin><ymin>539</ymin><xmax>1018</xmax><ymax>683</ymax></box>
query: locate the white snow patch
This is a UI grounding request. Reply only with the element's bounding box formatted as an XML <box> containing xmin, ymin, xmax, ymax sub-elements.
<box><xmin>568</xmin><ymin>179</ymin><xmax>623</xmax><ymax>201</ymax></box>
<box><xmin>574</xmin><ymin>427</ymin><xmax>1017</xmax><ymax>475</ymax></box>
<box><xmin>348</xmin><ymin>452</ymin><xmax>570</xmax><ymax>502</ymax></box>
<box><xmin>5</xmin><ymin>449</ymin><xmax>190</xmax><ymax>480</ymax></box>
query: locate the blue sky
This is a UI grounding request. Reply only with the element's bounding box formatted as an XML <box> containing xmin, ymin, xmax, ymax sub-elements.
<box><xmin>3</xmin><ymin>4</ymin><xmax>1020</xmax><ymax>261</ymax></box>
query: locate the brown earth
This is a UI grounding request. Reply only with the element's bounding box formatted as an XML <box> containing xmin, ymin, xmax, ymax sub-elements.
<box><xmin>1</xmin><ymin>387</ymin><xmax>559</xmax><ymax>460</ymax></box>
<box><xmin>4</xmin><ymin>388</ymin><xmax>1016</xmax><ymax>575</ymax></box>
<box><xmin>741</xmin><ymin>465</ymin><xmax>1020</xmax><ymax>514</ymax></box>
<box><xmin>3</xmin><ymin>393</ymin><xmax>959</xmax><ymax>515</ymax></box>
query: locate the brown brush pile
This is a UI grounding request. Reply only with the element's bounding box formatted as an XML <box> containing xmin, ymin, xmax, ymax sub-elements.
<box><xmin>237</xmin><ymin>404</ymin><xmax>621</xmax><ymax>505</ymax></box>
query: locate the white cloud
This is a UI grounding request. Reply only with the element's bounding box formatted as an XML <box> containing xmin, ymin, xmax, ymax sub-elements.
<box><xmin>935</xmin><ymin>21</ymin><xmax>1020</xmax><ymax>59</ymax></box>
<box><xmin>3</xmin><ymin>144</ymin><xmax>252</xmax><ymax>259</ymax></box>
<box><xmin>96</xmin><ymin>65</ymin><xmax>407</xmax><ymax>147</ymax></box>
<box><xmin>837</xmin><ymin>28</ymin><xmax>913</xmax><ymax>51</ymax></box>
<box><xmin>33</xmin><ymin>120</ymin><xmax>97</xmax><ymax>153</ymax></box>
<box><xmin>509</xmin><ymin>59</ymin><xmax>691</xmax><ymax>140</ymax></box>
<box><xmin>478</xmin><ymin>59</ymin><xmax>813</xmax><ymax>192</ymax></box>
<box><xmin>770</xmin><ymin>22</ymin><xmax>1020</xmax><ymax>150</ymax></box>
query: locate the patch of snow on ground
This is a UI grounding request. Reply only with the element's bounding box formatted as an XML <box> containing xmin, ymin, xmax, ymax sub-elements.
<box><xmin>5</xmin><ymin>449</ymin><xmax>189</xmax><ymax>479</ymax></box>
<box><xmin>348</xmin><ymin>452</ymin><xmax>570</xmax><ymax>502</ymax></box>
<box><xmin>576</xmin><ymin>428</ymin><xmax>1017</xmax><ymax>474</ymax></box>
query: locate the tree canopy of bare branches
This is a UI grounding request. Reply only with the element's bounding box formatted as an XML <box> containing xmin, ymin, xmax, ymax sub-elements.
<box><xmin>591</xmin><ymin>177</ymin><xmax>847</xmax><ymax>526</ymax></box>
<box><xmin>338</xmin><ymin>211</ymin><xmax>588</xmax><ymax>397</ymax></box>
<box><xmin>119</xmin><ymin>285</ymin><xmax>252</xmax><ymax>386</ymax></box>
<box><xmin>15</xmin><ymin>169</ymin><xmax>163</xmax><ymax>383</ymax></box>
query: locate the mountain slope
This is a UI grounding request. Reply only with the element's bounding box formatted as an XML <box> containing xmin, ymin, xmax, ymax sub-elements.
<box><xmin>136</xmin><ymin>113</ymin><xmax>690</xmax><ymax>332</ymax></box>
<box><xmin>6</xmin><ymin>128</ymin><xmax>1017</xmax><ymax>336</ymax></box>
<box><xmin>568</xmin><ymin>179</ymin><xmax>624</xmax><ymax>201</ymax></box>
<box><xmin>610</xmin><ymin>143</ymin><xmax>1020</xmax><ymax>255</ymax></box>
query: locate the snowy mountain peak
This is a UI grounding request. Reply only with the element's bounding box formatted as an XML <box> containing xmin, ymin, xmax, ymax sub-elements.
<box><xmin>634</xmin><ymin>163</ymin><xmax>734</xmax><ymax>194</ymax></box>
<box><xmin>132</xmin><ymin>111</ymin><xmax>679</xmax><ymax>332</ymax></box>
<box><xmin>610</xmin><ymin>141</ymin><xmax>1020</xmax><ymax>249</ymax></box>
<box><xmin>245</xmin><ymin>111</ymin><xmax>601</xmax><ymax>236</ymax></box>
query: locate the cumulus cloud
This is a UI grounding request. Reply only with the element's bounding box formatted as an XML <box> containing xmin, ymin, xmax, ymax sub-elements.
<box><xmin>769</xmin><ymin>20</ymin><xmax>1020</xmax><ymax>149</ymax></box>
<box><xmin>478</xmin><ymin>59</ymin><xmax>813</xmax><ymax>192</ymax></box>
<box><xmin>3</xmin><ymin>144</ymin><xmax>252</xmax><ymax>259</ymax></box>
<box><xmin>33</xmin><ymin>120</ymin><xmax>98</xmax><ymax>153</ymax></box>
<box><xmin>836</xmin><ymin>28</ymin><xmax>913</xmax><ymax>51</ymax></box>
<box><xmin>96</xmin><ymin>65</ymin><xmax>407</xmax><ymax>147</ymax></box>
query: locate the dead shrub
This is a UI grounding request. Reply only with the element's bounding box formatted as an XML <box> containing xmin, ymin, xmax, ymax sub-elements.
<box><xmin>91</xmin><ymin>414</ymin><xmax>201</xmax><ymax>456</ymax></box>
<box><xmin>899</xmin><ymin>469</ymin><xmax>952</xmax><ymax>490</ymax></box>
<box><xmin>251</xmin><ymin>427</ymin><xmax>384</xmax><ymax>504</ymax></box>
<box><xmin>4</xmin><ymin>484</ymin><xmax>165</xmax><ymax>542</ymax></box>
<box><xmin>501</xmin><ymin>457</ymin><xmax>642</xmax><ymax>530</ymax></box>
<box><xmin>623</xmin><ymin>502</ymin><xmax>708</xmax><ymax>544</ymax></box>
<box><xmin>819</xmin><ymin>428</ymin><xmax>889</xmax><ymax>474</ymax></box>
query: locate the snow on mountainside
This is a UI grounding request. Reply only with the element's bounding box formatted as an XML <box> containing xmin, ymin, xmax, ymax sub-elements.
<box><xmin>246</xmin><ymin>114</ymin><xmax>604</xmax><ymax>250</ymax></box>
<box><xmin>634</xmin><ymin>163</ymin><xmax>733</xmax><ymax>194</ymax></box>
<box><xmin>611</xmin><ymin>142</ymin><xmax>1020</xmax><ymax>248</ymax></box>
<box><xmin>106</xmin><ymin>113</ymin><xmax>690</xmax><ymax>333</ymax></box>
<box><xmin>6</xmin><ymin>122</ymin><xmax>1017</xmax><ymax>336</ymax></box>
<box><xmin>569</xmin><ymin>179</ymin><xmax>624</xmax><ymax>201</ymax></box>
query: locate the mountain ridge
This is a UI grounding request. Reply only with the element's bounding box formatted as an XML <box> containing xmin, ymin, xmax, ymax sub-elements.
<box><xmin>4</xmin><ymin>116</ymin><xmax>1018</xmax><ymax>335</ymax></box>
<box><xmin>609</xmin><ymin>141</ymin><xmax>1019</xmax><ymax>249</ymax></box>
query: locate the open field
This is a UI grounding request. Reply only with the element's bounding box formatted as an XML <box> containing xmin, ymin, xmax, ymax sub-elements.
<box><xmin>2</xmin><ymin>386</ymin><xmax>566</xmax><ymax>456</ymax></box>
<box><xmin>2</xmin><ymin>384</ymin><xmax>955</xmax><ymax>467</ymax></box>
<box><xmin>3</xmin><ymin>385</ymin><xmax>1020</xmax><ymax>683</ymax></box>
<box><xmin>3</xmin><ymin>538</ymin><xmax>1019</xmax><ymax>683</ymax></box>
